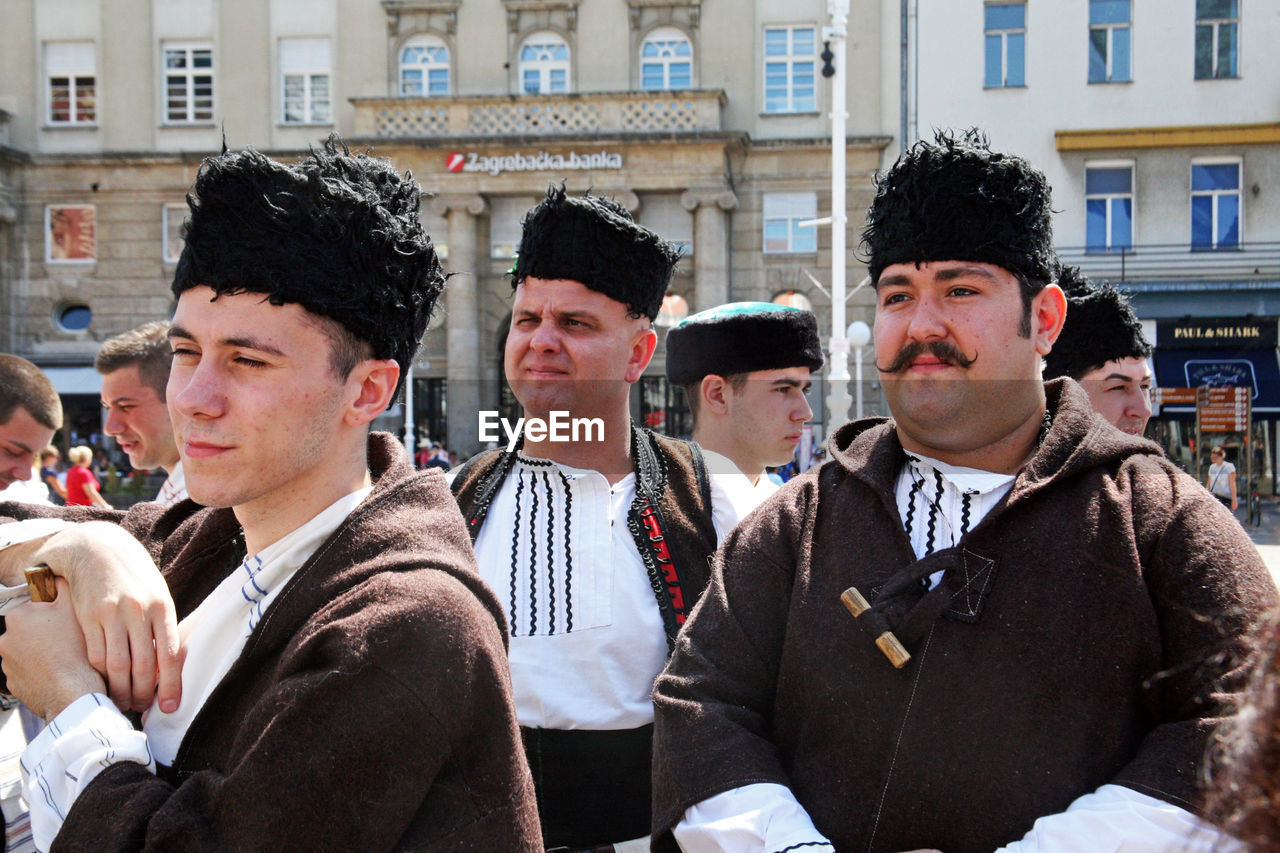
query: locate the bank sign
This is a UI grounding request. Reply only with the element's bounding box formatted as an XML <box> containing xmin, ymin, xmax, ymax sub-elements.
<box><xmin>445</xmin><ymin>150</ymin><xmax>624</xmax><ymax>176</ymax></box>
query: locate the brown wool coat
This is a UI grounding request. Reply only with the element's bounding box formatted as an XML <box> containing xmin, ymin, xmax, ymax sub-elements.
<box><xmin>652</xmin><ymin>380</ymin><xmax>1278</xmax><ymax>853</ymax></box>
<box><xmin>1</xmin><ymin>433</ymin><xmax>541</xmax><ymax>852</ymax></box>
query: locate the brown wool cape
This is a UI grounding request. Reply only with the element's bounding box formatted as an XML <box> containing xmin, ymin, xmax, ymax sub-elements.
<box><xmin>651</xmin><ymin>380</ymin><xmax>1278</xmax><ymax>853</ymax></box>
<box><xmin>0</xmin><ymin>433</ymin><xmax>541</xmax><ymax>852</ymax></box>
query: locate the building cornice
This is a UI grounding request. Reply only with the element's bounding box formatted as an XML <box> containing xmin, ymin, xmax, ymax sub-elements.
<box><xmin>1055</xmin><ymin>122</ymin><xmax>1280</xmax><ymax>151</ymax></box>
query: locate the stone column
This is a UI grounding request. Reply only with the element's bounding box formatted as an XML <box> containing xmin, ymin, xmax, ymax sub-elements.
<box><xmin>430</xmin><ymin>194</ymin><xmax>488</xmax><ymax>458</ymax></box>
<box><xmin>681</xmin><ymin>188</ymin><xmax>738</xmax><ymax>311</ymax></box>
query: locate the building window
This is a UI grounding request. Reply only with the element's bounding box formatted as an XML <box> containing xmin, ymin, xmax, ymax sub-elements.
<box><xmin>46</xmin><ymin>205</ymin><xmax>96</xmax><ymax>262</ymax></box>
<box><xmin>763</xmin><ymin>25</ymin><xmax>816</xmax><ymax>113</ymax></box>
<box><xmin>56</xmin><ymin>304</ymin><xmax>94</xmax><ymax>333</ymax></box>
<box><xmin>400</xmin><ymin>35</ymin><xmax>450</xmax><ymax>95</ymax></box>
<box><xmin>984</xmin><ymin>3</ymin><xmax>1026</xmax><ymax>88</ymax></box>
<box><xmin>1089</xmin><ymin>0</ymin><xmax>1131</xmax><ymax>83</ymax></box>
<box><xmin>1195</xmin><ymin>0</ymin><xmax>1238</xmax><ymax>79</ymax></box>
<box><xmin>640</xmin><ymin>27</ymin><xmax>693</xmax><ymax>91</ymax></box>
<box><xmin>280</xmin><ymin>38</ymin><xmax>332</xmax><ymax>124</ymax></box>
<box><xmin>519</xmin><ymin>32</ymin><xmax>570</xmax><ymax>94</ymax></box>
<box><xmin>1085</xmin><ymin>164</ymin><xmax>1134</xmax><ymax>253</ymax></box>
<box><xmin>163</xmin><ymin>204</ymin><xmax>186</xmax><ymax>262</ymax></box>
<box><xmin>1191</xmin><ymin>160</ymin><xmax>1241</xmax><ymax>250</ymax></box>
<box><xmin>163</xmin><ymin>44</ymin><xmax>213</xmax><ymax>123</ymax></box>
<box><xmin>45</xmin><ymin>42</ymin><xmax>96</xmax><ymax>125</ymax></box>
<box><xmin>763</xmin><ymin>193</ymin><xmax>817</xmax><ymax>254</ymax></box>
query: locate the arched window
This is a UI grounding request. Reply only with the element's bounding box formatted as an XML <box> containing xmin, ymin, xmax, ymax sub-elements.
<box><xmin>640</xmin><ymin>27</ymin><xmax>692</xmax><ymax>90</ymax></box>
<box><xmin>518</xmin><ymin>32</ymin><xmax>570</xmax><ymax>94</ymax></box>
<box><xmin>400</xmin><ymin>35</ymin><xmax>450</xmax><ymax>96</ymax></box>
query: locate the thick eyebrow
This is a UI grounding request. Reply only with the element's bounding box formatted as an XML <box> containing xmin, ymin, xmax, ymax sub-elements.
<box><xmin>771</xmin><ymin>377</ymin><xmax>810</xmax><ymax>391</ymax></box>
<box><xmin>168</xmin><ymin>325</ymin><xmax>286</xmax><ymax>357</ymax></box>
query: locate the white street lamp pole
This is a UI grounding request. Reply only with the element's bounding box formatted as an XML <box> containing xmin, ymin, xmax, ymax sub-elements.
<box><xmin>847</xmin><ymin>320</ymin><xmax>871</xmax><ymax>419</ymax></box>
<box><xmin>404</xmin><ymin>362</ymin><xmax>415</xmax><ymax>461</ymax></box>
<box><xmin>824</xmin><ymin>0</ymin><xmax>852</xmax><ymax>429</ymax></box>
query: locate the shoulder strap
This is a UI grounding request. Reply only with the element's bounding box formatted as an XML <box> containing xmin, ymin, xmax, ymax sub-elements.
<box><xmin>688</xmin><ymin>440</ymin><xmax>713</xmax><ymax>514</ymax></box>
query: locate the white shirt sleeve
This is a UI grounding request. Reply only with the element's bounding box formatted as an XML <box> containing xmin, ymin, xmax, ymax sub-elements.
<box><xmin>996</xmin><ymin>784</ymin><xmax>1243</xmax><ymax>853</ymax></box>
<box><xmin>0</xmin><ymin>520</ymin><xmax>76</xmax><ymax>615</ymax></box>
<box><xmin>674</xmin><ymin>783</ymin><xmax>834</xmax><ymax>853</ymax></box>
<box><xmin>20</xmin><ymin>693</ymin><xmax>154</xmax><ymax>852</ymax></box>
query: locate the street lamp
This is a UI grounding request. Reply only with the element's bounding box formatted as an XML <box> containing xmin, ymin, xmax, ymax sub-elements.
<box><xmin>847</xmin><ymin>320</ymin><xmax>871</xmax><ymax>419</ymax></box>
<box><xmin>823</xmin><ymin>0</ymin><xmax>852</xmax><ymax>429</ymax></box>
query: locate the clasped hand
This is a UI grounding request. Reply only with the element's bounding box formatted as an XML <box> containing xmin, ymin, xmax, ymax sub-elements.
<box><xmin>0</xmin><ymin>522</ymin><xmax>183</xmax><ymax>720</ymax></box>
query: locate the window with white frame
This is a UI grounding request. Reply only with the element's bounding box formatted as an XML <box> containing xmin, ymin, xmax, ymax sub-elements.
<box><xmin>1191</xmin><ymin>160</ymin><xmax>1241</xmax><ymax>249</ymax></box>
<box><xmin>400</xmin><ymin>35</ymin><xmax>450</xmax><ymax>96</ymax></box>
<box><xmin>1085</xmin><ymin>163</ymin><xmax>1134</xmax><ymax>252</ymax></box>
<box><xmin>163</xmin><ymin>43</ymin><xmax>214</xmax><ymax>123</ymax></box>
<box><xmin>763</xmin><ymin>25</ymin><xmax>816</xmax><ymax>113</ymax></box>
<box><xmin>1195</xmin><ymin>0</ymin><xmax>1238</xmax><ymax>79</ymax></box>
<box><xmin>45</xmin><ymin>42</ymin><xmax>96</xmax><ymax>125</ymax></box>
<box><xmin>163</xmin><ymin>204</ymin><xmax>186</xmax><ymax>262</ymax></box>
<box><xmin>763</xmin><ymin>193</ymin><xmax>817</xmax><ymax>254</ymax></box>
<box><xmin>984</xmin><ymin>3</ymin><xmax>1026</xmax><ymax>88</ymax></box>
<box><xmin>1089</xmin><ymin>0</ymin><xmax>1131</xmax><ymax>83</ymax></box>
<box><xmin>280</xmin><ymin>38</ymin><xmax>332</xmax><ymax>124</ymax></box>
<box><xmin>639</xmin><ymin>194</ymin><xmax>693</xmax><ymax>257</ymax></box>
<box><xmin>640</xmin><ymin>27</ymin><xmax>693</xmax><ymax>91</ymax></box>
<box><xmin>518</xmin><ymin>32</ymin><xmax>570</xmax><ymax>94</ymax></box>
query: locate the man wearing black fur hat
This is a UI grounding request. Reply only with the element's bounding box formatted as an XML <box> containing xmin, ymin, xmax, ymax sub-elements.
<box><xmin>1044</xmin><ymin>264</ymin><xmax>1153</xmax><ymax>436</ymax></box>
<box><xmin>451</xmin><ymin>185</ymin><xmax>735</xmax><ymax>851</ymax></box>
<box><xmin>666</xmin><ymin>302</ymin><xmax>824</xmax><ymax>517</ymax></box>
<box><xmin>650</xmin><ymin>130</ymin><xmax>1275</xmax><ymax>851</ymax></box>
<box><xmin>0</xmin><ymin>139</ymin><xmax>540</xmax><ymax>850</ymax></box>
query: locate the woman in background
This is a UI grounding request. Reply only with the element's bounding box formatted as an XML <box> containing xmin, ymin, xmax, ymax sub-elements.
<box><xmin>38</xmin><ymin>446</ymin><xmax>67</xmax><ymax>504</ymax></box>
<box><xmin>64</xmin><ymin>444</ymin><xmax>110</xmax><ymax>508</ymax></box>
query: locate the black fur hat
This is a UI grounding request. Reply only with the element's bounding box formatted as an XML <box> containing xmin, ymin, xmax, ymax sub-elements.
<box><xmin>861</xmin><ymin>128</ymin><xmax>1056</xmax><ymax>286</ymax></box>
<box><xmin>1043</xmin><ymin>264</ymin><xmax>1151</xmax><ymax>380</ymax></box>
<box><xmin>173</xmin><ymin>136</ymin><xmax>444</xmax><ymax>396</ymax></box>
<box><xmin>665</xmin><ymin>302</ymin><xmax>825</xmax><ymax>385</ymax></box>
<box><xmin>512</xmin><ymin>184</ymin><xmax>681</xmax><ymax>320</ymax></box>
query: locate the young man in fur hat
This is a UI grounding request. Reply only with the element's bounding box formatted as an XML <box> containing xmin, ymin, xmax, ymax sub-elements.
<box><xmin>665</xmin><ymin>302</ymin><xmax>824</xmax><ymax>517</ymax></box>
<box><xmin>1043</xmin><ymin>264</ymin><xmax>1153</xmax><ymax>436</ymax></box>
<box><xmin>0</xmin><ymin>140</ymin><xmax>540</xmax><ymax>851</ymax></box>
<box><xmin>96</xmin><ymin>321</ymin><xmax>188</xmax><ymax>505</ymax></box>
<box><xmin>451</xmin><ymin>185</ymin><xmax>736</xmax><ymax>851</ymax></box>
<box><xmin>651</xmin><ymin>130</ymin><xmax>1276</xmax><ymax>852</ymax></box>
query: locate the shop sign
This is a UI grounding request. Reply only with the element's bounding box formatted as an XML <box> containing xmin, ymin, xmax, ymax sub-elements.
<box><xmin>445</xmin><ymin>149</ymin><xmax>624</xmax><ymax>177</ymax></box>
<box><xmin>1157</xmin><ymin>317</ymin><xmax>1278</xmax><ymax>349</ymax></box>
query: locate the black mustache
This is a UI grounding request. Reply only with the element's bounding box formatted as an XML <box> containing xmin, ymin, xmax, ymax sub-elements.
<box><xmin>876</xmin><ymin>340</ymin><xmax>977</xmax><ymax>374</ymax></box>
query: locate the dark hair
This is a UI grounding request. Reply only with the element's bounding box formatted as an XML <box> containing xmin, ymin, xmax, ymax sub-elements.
<box><xmin>172</xmin><ymin>135</ymin><xmax>445</xmax><ymax>395</ymax></box>
<box><xmin>1207</xmin><ymin>607</ymin><xmax>1280</xmax><ymax>851</ymax></box>
<box><xmin>0</xmin><ymin>354</ymin><xmax>63</xmax><ymax>430</ymax></box>
<box><xmin>95</xmin><ymin>321</ymin><xmax>174</xmax><ymax>401</ymax></box>
<box><xmin>512</xmin><ymin>184</ymin><xmax>681</xmax><ymax>321</ymax></box>
<box><xmin>1043</xmin><ymin>265</ymin><xmax>1151</xmax><ymax>380</ymax></box>
<box><xmin>860</xmin><ymin>128</ymin><xmax>1056</xmax><ymax>309</ymax></box>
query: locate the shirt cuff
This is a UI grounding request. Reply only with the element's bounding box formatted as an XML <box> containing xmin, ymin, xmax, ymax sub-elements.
<box><xmin>0</xmin><ymin>520</ymin><xmax>75</xmax><ymax>615</ymax></box>
<box><xmin>674</xmin><ymin>782</ymin><xmax>834</xmax><ymax>853</ymax></box>
<box><xmin>996</xmin><ymin>783</ymin><xmax>1244</xmax><ymax>853</ymax></box>
<box><xmin>20</xmin><ymin>693</ymin><xmax>154</xmax><ymax>851</ymax></box>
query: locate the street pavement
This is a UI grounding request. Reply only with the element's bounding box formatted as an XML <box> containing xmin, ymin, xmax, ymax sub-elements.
<box><xmin>1234</xmin><ymin>497</ymin><xmax>1280</xmax><ymax>587</ymax></box>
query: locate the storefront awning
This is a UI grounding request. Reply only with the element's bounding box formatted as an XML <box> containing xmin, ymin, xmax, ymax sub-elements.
<box><xmin>1154</xmin><ymin>347</ymin><xmax>1280</xmax><ymax>416</ymax></box>
<box><xmin>38</xmin><ymin>366</ymin><xmax>102</xmax><ymax>396</ymax></box>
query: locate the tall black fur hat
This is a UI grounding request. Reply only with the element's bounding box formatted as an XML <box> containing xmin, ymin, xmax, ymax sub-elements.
<box><xmin>861</xmin><ymin>128</ymin><xmax>1056</xmax><ymax>285</ymax></box>
<box><xmin>173</xmin><ymin>135</ymin><xmax>444</xmax><ymax>396</ymax></box>
<box><xmin>665</xmin><ymin>302</ymin><xmax>825</xmax><ymax>385</ymax></box>
<box><xmin>1043</xmin><ymin>264</ymin><xmax>1151</xmax><ymax>380</ymax></box>
<box><xmin>512</xmin><ymin>184</ymin><xmax>681</xmax><ymax>320</ymax></box>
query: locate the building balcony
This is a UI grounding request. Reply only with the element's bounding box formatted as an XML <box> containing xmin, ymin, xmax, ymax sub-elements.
<box><xmin>1057</xmin><ymin>241</ymin><xmax>1280</xmax><ymax>292</ymax></box>
<box><xmin>350</xmin><ymin>88</ymin><xmax>727</xmax><ymax>140</ymax></box>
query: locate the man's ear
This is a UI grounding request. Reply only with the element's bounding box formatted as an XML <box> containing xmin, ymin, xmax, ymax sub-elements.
<box><xmin>700</xmin><ymin>374</ymin><xmax>730</xmax><ymax>415</ymax></box>
<box><xmin>623</xmin><ymin>327</ymin><xmax>658</xmax><ymax>384</ymax></box>
<box><xmin>345</xmin><ymin>359</ymin><xmax>400</xmax><ymax>426</ymax></box>
<box><xmin>1032</xmin><ymin>283</ymin><xmax>1068</xmax><ymax>356</ymax></box>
